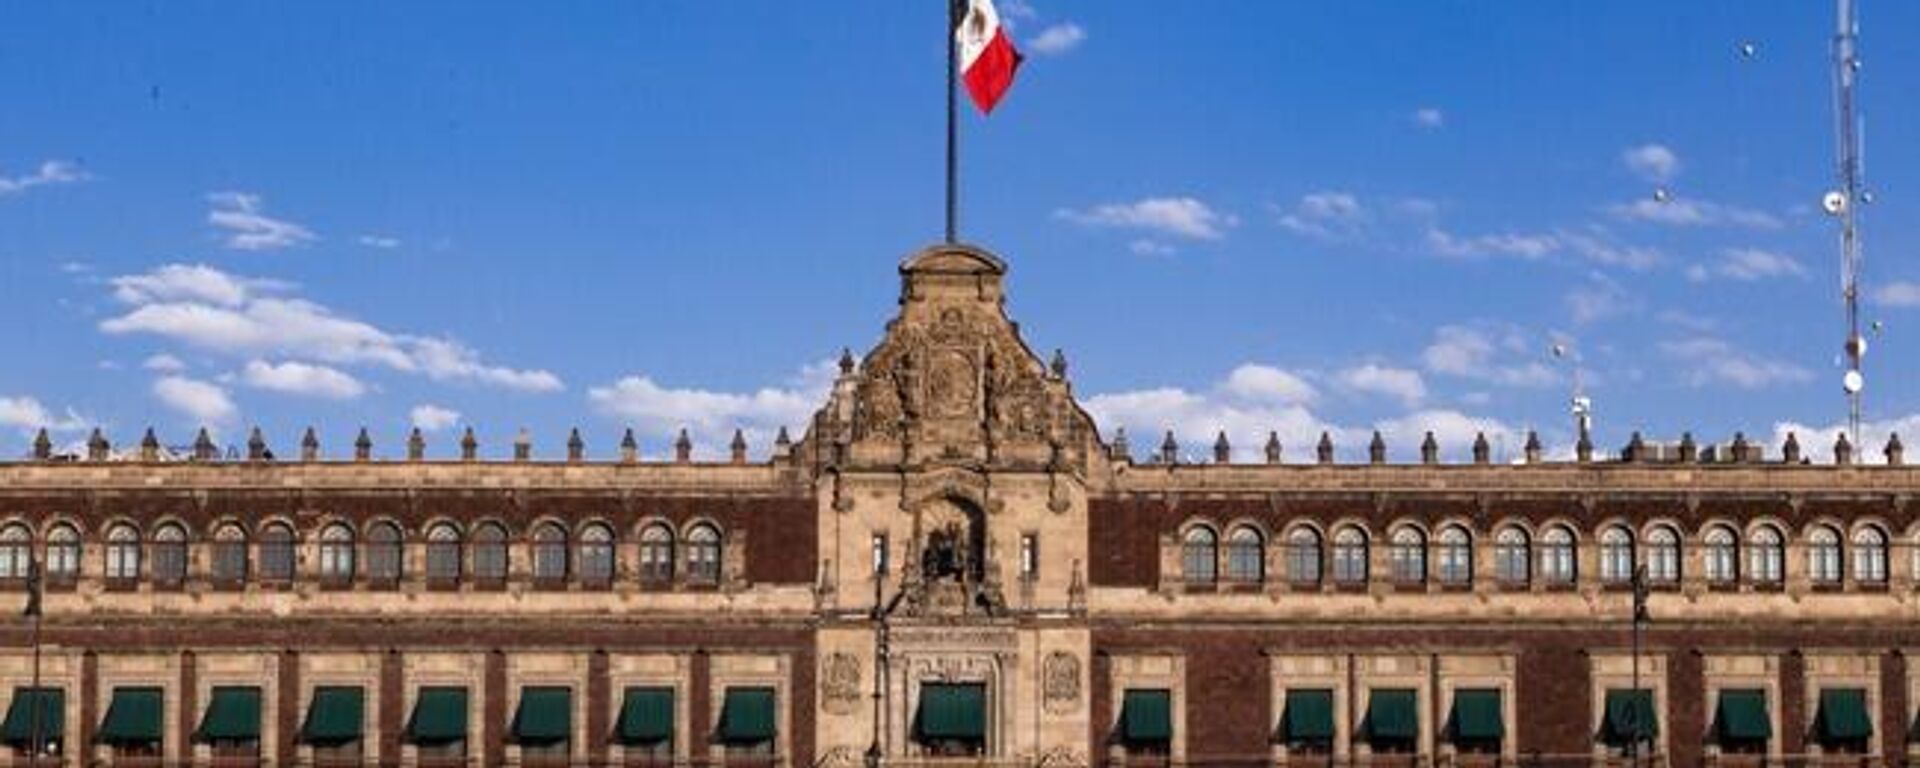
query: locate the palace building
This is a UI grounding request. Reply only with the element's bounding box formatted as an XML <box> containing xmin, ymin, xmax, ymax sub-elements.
<box><xmin>4</xmin><ymin>242</ymin><xmax>1920</xmax><ymax>767</ymax></box>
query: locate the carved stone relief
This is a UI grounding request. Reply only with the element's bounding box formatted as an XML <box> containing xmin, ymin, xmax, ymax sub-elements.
<box><xmin>821</xmin><ymin>652</ymin><xmax>862</xmax><ymax>715</ymax></box>
<box><xmin>1042</xmin><ymin>651</ymin><xmax>1081</xmax><ymax>714</ymax></box>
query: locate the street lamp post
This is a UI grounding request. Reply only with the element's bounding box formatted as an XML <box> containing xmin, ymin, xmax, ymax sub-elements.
<box><xmin>24</xmin><ymin>552</ymin><xmax>45</xmax><ymax>766</ymax></box>
<box><xmin>1627</xmin><ymin>563</ymin><xmax>1651</xmax><ymax>763</ymax></box>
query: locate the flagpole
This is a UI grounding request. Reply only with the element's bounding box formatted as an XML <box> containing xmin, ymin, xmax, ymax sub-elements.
<box><xmin>945</xmin><ymin>0</ymin><xmax>960</xmax><ymax>244</ymax></box>
<box><xmin>26</xmin><ymin>555</ymin><xmax>44</xmax><ymax>766</ymax></box>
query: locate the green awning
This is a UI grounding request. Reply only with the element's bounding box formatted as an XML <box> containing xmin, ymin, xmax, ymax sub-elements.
<box><xmin>301</xmin><ymin>687</ymin><xmax>364</xmax><ymax>745</ymax></box>
<box><xmin>511</xmin><ymin>687</ymin><xmax>572</xmax><ymax>745</ymax></box>
<box><xmin>1</xmin><ymin>688</ymin><xmax>63</xmax><ymax>745</ymax></box>
<box><xmin>406</xmin><ymin>687</ymin><xmax>469</xmax><ymax>745</ymax></box>
<box><xmin>1448</xmin><ymin>689</ymin><xmax>1504</xmax><ymax>743</ymax></box>
<box><xmin>1120</xmin><ymin>689</ymin><xmax>1172</xmax><ymax>743</ymax></box>
<box><xmin>915</xmin><ymin>684</ymin><xmax>986</xmax><ymax>741</ymax></box>
<box><xmin>1815</xmin><ymin>688</ymin><xmax>1872</xmax><ymax>743</ymax></box>
<box><xmin>616</xmin><ymin>687</ymin><xmax>674</xmax><ymax>745</ymax></box>
<box><xmin>1279</xmin><ymin>689</ymin><xmax>1334</xmax><ymax>744</ymax></box>
<box><xmin>97</xmin><ymin>687</ymin><xmax>163</xmax><ymax>744</ymax></box>
<box><xmin>195</xmin><ymin>687</ymin><xmax>262</xmax><ymax>742</ymax></box>
<box><xmin>1713</xmin><ymin>689</ymin><xmax>1771</xmax><ymax>743</ymax></box>
<box><xmin>717</xmin><ymin>688</ymin><xmax>776</xmax><ymax>744</ymax></box>
<box><xmin>1601</xmin><ymin>689</ymin><xmax>1658</xmax><ymax>745</ymax></box>
<box><xmin>1364</xmin><ymin>689</ymin><xmax>1418</xmax><ymax>742</ymax></box>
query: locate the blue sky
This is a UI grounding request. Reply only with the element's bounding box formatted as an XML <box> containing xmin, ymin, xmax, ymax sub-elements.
<box><xmin>2</xmin><ymin>1</ymin><xmax>1918</xmax><ymax>462</ymax></box>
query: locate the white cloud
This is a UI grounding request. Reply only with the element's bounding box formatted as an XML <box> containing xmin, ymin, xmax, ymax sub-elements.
<box><xmin>1559</xmin><ymin>232</ymin><xmax>1660</xmax><ymax>271</ymax></box>
<box><xmin>1565</xmin><ymin>273</ymin><xmax>1635</xmax><ymax>325</ymax></box>
<box><xmin>1873</xmin><ymin>281</ymin><xmax>1920</xmax><ymax>308</ymax></box>
<box><xmin>1413</xmin><ymin>108</ymin><xmax>1445</xmax><ymax>129</ymax></box>
<box><xmin>0</xmin><ymin>160</ymin><xmax>87</xmax><ymax>196</ymax></box>
<box><xmin>1276</xmin><ymin>192</ymin><xmax>1367</xmax><ymax>241</ymax></box>
<box><xmin>1337</xmin><ymin>364</ymin><xmax>1427</xmax><ymax>407</ymax></box>
<box><xmin>1127</xmin><ymin>239</ymin><xmax>1176</xmax><ymax>257</ymax></box>
<box><xmin>1660</xmin><ymin>337</ymin><xmax>1813</xmax><ymax>389</ymax></box>
<box><xmin>1221</xmin><ymin>364</ymin><xmax>1318</xmax><ymax>405</ymax></box>
<box><xmin>1055</xmin><ymin>197</ymin><xmax>1235</xmax><ymax>240</ymax></box>
<box><xmin>410</xmin><ymin>404</ymin><xmax>462</xmax><ymax>432</ymax></box>
<box><xmin>1607</xmin><ymin>196</ymin><xmax>1782</xmax><ymax>229</ymax></box>
<box><xmin>0</xmin><ymin>396</ymin><xmax>89</xmax><ymax>435</ymax></box>
<box><xmin>1622</xmin><ymin>144</ymin><xmax>1680</xmax><ymax>183</ymax></box>
<box><xmin>207</xmin><ymin>191</ymin><xmax>316</xmax><ymax>251</ymax></box>
<box><xmin>357</xmin><ymin>234</ymin><xmax>401</xmax><ymax>249</ymax></box>
<box><xmin>240</xmin><ymin>360</ymin><xmax>367</xmax><ymax>399</ymax></box>
<box><xmin>1027</xmin><ymin>23</ymin><xmax>1085</xmax><ymax>55</ymax></box>
<box><xmin>999</xmin><ymin>0</ymin><xmax>1037</xmax><ymax>20</ymax></box>
<box><xmin>142</xmin><ymin>353</ymin><xmax>187</xmax><ymax>373</ymax></box>
<box><xmin>152</xmin><ymin>375</ymin><xmax>238</xmax><ymax>425</ymax></box>
<box><xmin>1421</xmin><ymin>325</ymin><xmax>1558</xmax><ymax>387</ymax></box>
<box><xmin>588</xmin><ymin>360</ymin><xmax>835</xmax><ymax>458</ymax></box>
<box><xmin>100</xmin><ymin>263</ymin><xmax>563</xmax><ymax>393</ymax></box>
<box><xmin>1687</xmin><ymin>248</ymin><xmax>1806</xmax><ymax>282</ymax></box>
<box><xmin>1772</xmin><ymin>414</ymin><xmax>1920</xmax><ymax>465</ymax></box>
<box><xmin>1425</xmin><ymin>227</ymin><xmax>1559</xmax><ymax>260</ymax></box>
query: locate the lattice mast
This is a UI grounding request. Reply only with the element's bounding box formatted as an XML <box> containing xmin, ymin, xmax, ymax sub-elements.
<box><xmin>1831</xmin><ymin>0</ymin><xmax>1867</xmax><ymax>442</ymax></box>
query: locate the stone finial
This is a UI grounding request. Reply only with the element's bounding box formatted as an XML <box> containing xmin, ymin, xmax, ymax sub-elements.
<box><xmin>1781</xmin><ymin>431</ymin><xmax>1802</xmax><ymax>464</ymax></box>
<box><xmin>567</xmin><ymin>428</ymin><xmax>586</xmax><ymax>463</ymax></box>
<box><xmin>1472</xmin><ymin>432</ymin><xmax>1491</xmax><ymax>465</ymax></box>
<box><xmin>460</xmin><ymin>427</ymin><xmax>478</xmax><ymax>461</ymax></box>
<box><xmin>301</xmin><ymin>427</ymin><xmax>320</xmax><ymax>461</ymax></box>
<box><xmin>1887</xmin><ymin>433</ymin><xmax>1905</xmax><ymax>466</ymax></box>
<box><xmin>1050</xmin><ymin>349</ymin><xmax>1069</xmax><ymax>379</ymax></box>
<box><xmin>1420</xmin><ymin>432</ymin><xmax>1439</xmax><ymax>465</ymax></box>
<box><xmin>1213</xmin><ymin>431</ymin><xmax>1231</xmax><ymax>464</ymax></box>
<box><xmin>32</xmin><ymin>428</ymin><xmax>52</xmax><ymax>461</ymax></box>
<box><xmin>619</xmin><ymin>428</ymin><xmax>638</xmax><ymax>463</ymax></box>
<box><xmin>87</xmin><ymin>428</ymin><xmax>110</xmax><ymax>461</ymax></box>
<box><xmin>248</xmin><ymin>427</ymin><xmax>269</xmax><ymax>461</ymax></box>
<box><xmin>513</xmin><ymin>429</ymin><xmax>532</xmax><ymax>462</ymax></box>
<box><xmin>1835</xmin><ymin>432</ymin><xmax>1854</xmax><ymax>465</ymax></box>
<box><xmin>1110</xmin><ymin>428</ymin><xmax>1131</xmax><ymax>462</ymax></box>
<box><xmin>1368</xmin><ymin>431</ymin><xmax>1386</xmax><ymax>465</ymax></box>
<box><xmin>1624</xmin><ymin>432</ymin><xmax>1646</xmax><ymax>463</ymax></box>
<box><xmin>674</xmin><ymin>428</ymin><xmax>693</xmax><ymax>463</ymax></box>
<box><xmin>1317</xmin><ymin>431</ymin><xmax>1335</xmax><ymax>465</ymax></box>
<box><xmin>838</xmin><ymin>348</ymin><xmax>856</xmax><ymax>375</ymax></box>
<box><xmin>1523</xmin><ymin>430</ymin><xmax>1542</xmax><ymax>464</ymax></box>
<box><xmin>140</xmin><ymin>428</ymin><xmax>161</xmax><ymax>462</ymax></box>
<box><xmin>1264</xmin><ymin>432</ymin><xmax>1282</xmax><ymax>465</ymax></box>
<box><xmin>1730</xmin><ymin>432</ymin><xmax>1752</xmax><ymax>463</ymax></box>
<box><xmin>1678</xmin><ymin>432</ymin><xmax>1698</xmax><ymax>463</ymax></box>
<box><xmin>193</xmin><ymin>427</ymin><xmax>217</xmax><ymax>461</ymax></box>
<box><xmin>773</xmin><ymin>426</ymin><xmax>793</xmax><ymax>459</ymax></box>
<box><xmin>1159</xmin><ymin>430</ymin><xmax>1179</xmax><ymax>465</ymax></box>
<box><xmin>730</xmin><ymin>429</ymin><xmax>748</xmax><ymax>465</ymax></box>
<box><xmin>406</xmin><ymin>428</ymin><xmax>426</xmax><ymax>461</ymax></box>
<box><xmin>354</xmin><ymin>427</ymin><xmax>373</xmax><ymax>461</ymax></box>
<box><xmin>1575</xmin><ymin>426</ymin><xmax>1593</xmax><ymax>463</ymax></box>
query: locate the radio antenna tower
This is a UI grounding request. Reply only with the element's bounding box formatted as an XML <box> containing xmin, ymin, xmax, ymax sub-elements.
<box><xmin>1829</xmin><ymin>0</ymin><xmax>1867</xmax><ymax>442</ymax></box>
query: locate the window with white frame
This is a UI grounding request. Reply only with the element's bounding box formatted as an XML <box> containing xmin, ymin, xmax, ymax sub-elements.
<box><xmin>1225</xmin><ymin>526</ymin><xmax>1264</xmax><ymax>584</ymax></box>
<box><xmin>1181</xmin><ymin>526</ymin><xmax>1218</xmax><ymax>585</ymax></box>
<box><xmin>1851</xmin><ymin>527</ymin><xmax>1887</xmax><ymax>585</ymax></box>
<box><xmin>318</xmin><ymin>523</ymin><xmax>356</xmax><ymax>582</ymax></box>
<box><xmin>1644</xmin><ymin>526</ymin><xmax>1680</xmax><ymax>585</ymax></box>
<box><xmin>1747</xmin><ymin>526</ymin><xmax>1784</xmax><ymax>585</ymax></box>
<box><xmin>1599</xmin><ymin>526</ymin><xmax>1634</xmax><ymax>584</ymax></box>
<box><xmin>1388</xmin><ymin>527</ymin><xmax>1426</xmax><ymax>585</ymax></box>
<box><xmin>1808</xmin><ymin>525</ymin><xmax>1843</xmax><ymax>585</ymax></box>
<box><xmin>472</xmin><ymin>522</ymin><xmax>509</xmax><ymax>584</ymax></box>
<box><xmin>152</xmin><ymin>522</ymin><xmax>188</xmax><ymax>586</ymax></box>
<box><xmin>639</xmin><ymin>524</ymin><xmax>675</xmax><ymax>584</ymax></box>
<box><xmin>1436</xmin><ymin>525</ymin><xmax>1472</xmax><ymax>586</ymax></box>
<box><xmin>211</xmin><ymin>523</ymin><xmax>248</xmax><ymax>583</ymax></box>
<box><xmin>1703</xmin><ymin>526</ymin><xmax>1738</xmax><ymax>585</ymax></box>
<box><xmin>1539</xmin><ymin>525</ymin><xmax>1576</xmax><ymax>585</ymax></box>
<box><xmin>1287</xmin><ymin>527</ymin><xmax>1322</xmax><ymax>586</ymax></box>
<box><xmin>366</xmin><ymin>521</ymin><xmax>404</xmax><ymax>585</ymax></box>
<box><xmin>46</xmin><ymin>523</ymin><xmax>80</xmax><ymax>582</ymax></box>
<box><xmin>532</xmin><ymin>522</ymin><xmax>569</xmax><ymax>582</ymax></box>
<box><xmin>1332</xmin><ymin>526</ymin><xmax>1368</xmax><ymax>585</ymax></box>
<box><xmin>426</xmin><ymin>523</ymin><xmax>462</xmax><ymax>583</ymax></box>
<box><xmin>259</xmin><ymin>522</ymin><xmax>297</xmax><ymax>582</ymax></box>
<box><xmin>0</xmin><ymin>523</ymin><xmax>30</xmax><ymax>579</ymax></box>
<box><xmin>578</xmin><ymin>523</ymin><xmax>615</xmax><ymax>586</ymax></box>
<box><xmin>1494</xmin><ymin>526</ymin><xmax>1529</xmax><ymax>585</ymax></box>
<box><xmin>685</xmin><ymin>524</ymin><xmax>722</xmax><ymax>585</ymax></box>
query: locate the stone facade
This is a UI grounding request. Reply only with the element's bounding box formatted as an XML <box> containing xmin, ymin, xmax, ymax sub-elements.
<box><xmin>1</xmin><ymin>243</ymin><xmax>1918</xmax><ymax>766</ymax></box>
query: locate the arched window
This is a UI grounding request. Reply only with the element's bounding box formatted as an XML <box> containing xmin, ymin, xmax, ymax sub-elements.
<box><xmin>1436</xmin><ymin>526</ymin><xmax>1472</xmax><ymax>586</ymax></box>
<box><xmin>639</xmin><ymin>524</ymin><xmax>676</xmax><ymax>585</ymax></box>
<box><xmin>1286</xmin><ymin>527</ymin><xmax>1322</xmax><ymax>586</ymax></box>
<box><xmin>0</xmin><ymin>523</ymin><xmax>30</xmax><ymax>580</ymax></box>
<box><xmin>1747</xmin><ymin>526</ymin><xmax>1784</xmax><ymax>586</ymax></box>
<box><xmin>1332</xmin><ymin>526</ymin><xmax>1369</xmax><ymax>585</ymax></box>
<box><xmin>1389</xmin><ymin>526</ymin><xmax>1426</xmax><ymax>585</ymax></box>
<box><xmin>259</xmin><ymin>522</ymin><xmax>297</xmax><ymax>582</ymax></box>
<box><xmin>106</xmin><ymin>524</ymin><xmax>142</xmax><ymax>582</ymax></box>
<box><xmin>1808</xmin><ymin>525</ymin><xmax>1843</xmax><ymax>585</ymax></box>
<box><xmin>426</xmin><ymin>523</ymin><xmax>462</xmax><ymax>584</ymax></box>
<box><xmin>1703</xmin><ymin>526</ymin><xmax>1738</xmax><ymax>585</ymax></box>
<box><xmin>1599</xmin><ymin>526</ymin><xmax>1635</xmax><ymax>585</ymax></box>
<box><xmin>472</xmin><ymin>523</ymin><xmax>509</xmax><ymax>585</ymax></box>
<box><xmin>1853</xmin><ymin>527</ymin><xmax>1888</xmax><ymax>585</ymax></box>
<box><xmin>1180</xmin><ymin>526</ymin><xmax>1218</xmax><ymax>585</ymax></box>
<box><xmin>319</xmin><ymin>523</ymin><xmax>356</xmax><ymax>582</ymax></box>
<box><xmin>46</xmin><ymin>523</ymin><xmax>80</xmax><ymax>583</ymax></box>
<box><xmin>686</xmin><ymin>524</ymin><xmax>723</xmax><ymax>585</ymax></box>
<box><xmin>1644</xmin><ymin>526</ymin><xmax>1680</xmax><ymax>585</ymax></box>
<box><xmin>152</xmin><ymin>523</ymin><xmax>188</xmax><ymax>586</ymax></box>
<box><xmin>211</xmin><ymin>524</ymin><xmax>248</xmax><ymax>584</ymax></box>
<box><xmin>1225</xmin><ymin>526</ymin><xmax>1265</xmax><ymax>584</ymax></box>
<box><xmin>578</xmin><ymin>523</ymin><xmax>616</xmax><ymax>587</ymax></box>
<box><xmin>1494</xmin><ymin>526</ymin><xmax>1530</xmax><ymax>586</ymax></box>
<box><xmin>1539</xmin><ymin>526</ymin><xmax>1576</xmax><ymax>585</ymax></box>
<box><xmin>532</xmin><ymin>523</ymin><xmax>569</xmax><ymax>583</ymax></box>
<box><xmin>366</xmin><ymin>521</ymin><xmax>404</xmax><ymax>586</ymax></box>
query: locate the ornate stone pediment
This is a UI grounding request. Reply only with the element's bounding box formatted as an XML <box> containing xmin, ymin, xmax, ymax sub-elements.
<box><xmin>808</xmin><ymin>244</ymin><xmax>1100</xmax><ymax>472</ymax></box>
